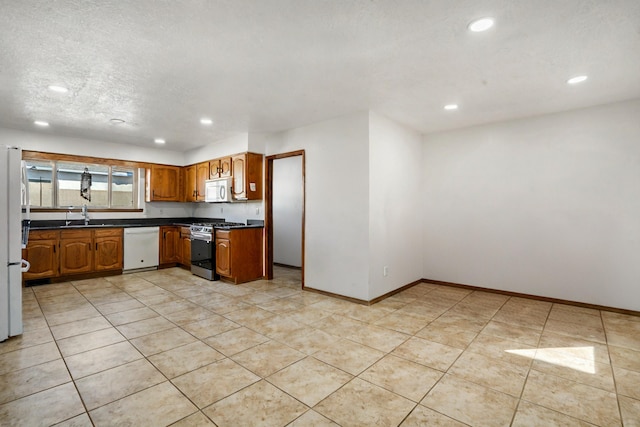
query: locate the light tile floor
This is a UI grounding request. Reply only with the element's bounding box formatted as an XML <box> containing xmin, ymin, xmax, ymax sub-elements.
<box><xmin>1</xmin><ymin>266</ymin><xmax>639</xmax><ymax>426</ymax></box>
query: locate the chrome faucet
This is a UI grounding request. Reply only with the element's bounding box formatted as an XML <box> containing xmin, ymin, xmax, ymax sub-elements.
<box><xmin>65</xmin><ymin>207</ymin><xmax>73</xmax><ymax>226</ymax></box>
<box><xmin>82</xmin><ymin>204</ymin><xmax>90</xmax><ymax>225</ymax></box>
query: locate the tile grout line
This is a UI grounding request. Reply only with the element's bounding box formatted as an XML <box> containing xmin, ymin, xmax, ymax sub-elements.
<box><xmin>7</xmin><ymin>269</ymin><xmax>638</xmax><ymax>426</ymax></box>
<box><xmin>32</xmin><ymin>282</ymin><xmax>95</xmax><ymax>426</ymax></box>
<box><xmin>602</xmin><ymin>309</ymin><xmax>626</xmax><ymax>426</ymax></box>
<box><xmin>507</xmin><ymin>298</ymin><xmax>554</xmax><ymax>427</ymax></box>
<box><xmin>73</xmin><ymin>275</ymin><xmax>228</xmax><ymax>424</ymax></box>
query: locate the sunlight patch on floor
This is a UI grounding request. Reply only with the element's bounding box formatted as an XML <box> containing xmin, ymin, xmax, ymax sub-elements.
<box><xmin>506</xmin><ymin>346</ymin><xmax>595</xmax><ymax>374</ymax></box>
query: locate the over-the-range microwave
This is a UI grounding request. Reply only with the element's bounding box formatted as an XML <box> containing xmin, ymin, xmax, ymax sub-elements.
<box><xmin>205</xmin><ymin>177</ymin><xmax>232</xmax><ymax>202</ymax></box>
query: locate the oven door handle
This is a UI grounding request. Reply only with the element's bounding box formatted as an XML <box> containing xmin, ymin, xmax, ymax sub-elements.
<box><xmin>192</xmin><ymin>238</ymin><xmax>211</xmax><ymax>244</ymax></box>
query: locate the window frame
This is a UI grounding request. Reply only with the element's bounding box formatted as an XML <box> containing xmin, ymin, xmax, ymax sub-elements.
<box><xmin>23</xmin><ymin>151</ymin><xmax>146</xmax><ymax>212</ymax></box>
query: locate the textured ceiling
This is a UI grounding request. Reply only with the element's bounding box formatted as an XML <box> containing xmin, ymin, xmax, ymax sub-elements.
<box><xmin>1</xmin><ymin>0</ymin><xmax>639</xmax><ymax>151</ymax></box>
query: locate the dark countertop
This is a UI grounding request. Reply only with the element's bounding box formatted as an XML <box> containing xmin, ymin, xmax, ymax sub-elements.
<box><xmin>30</xmin><ymin>217</ymin><xmax>264</xmax><ymax>231</ymax></box>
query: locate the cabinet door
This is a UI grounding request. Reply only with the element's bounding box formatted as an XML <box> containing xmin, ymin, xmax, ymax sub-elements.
<box><xmin>160</xmin><ymin>227</ymin><xmax>180</xmax><ymax>264</ymax></box>
<box><xmin>219</xmin><ymin>157</ymin><xmax>232</xmax><ymax>177</ymax></box>
<box><xmin>196</xmin><ymin>162</ymin><xmax>210</xmax><ymax>201</ymax></box>
<box><xmin>180</xmin><ymin>228</ymin><xmax>191</xmax><ymax>266</ymax></box>
<box><xmin>245</xmin><ymin>153</ymin><xmax>263</xmax><ymax>200</ymax></box>
<box><xmin>147</xmin><ymin>165</ymin><xmax>181</xmax><ymax>202</ymax></box>
<box><xmin>60</xmin><ymin>238</ymin><xmax>93</xmax><ymax>275</ymax></box>
<box><xmin>215</xmin><ymin>238</ymin><xmax>231</xmax><ymax>277</ymax></box>
<box><xmin>231</xmin><ymin>153</ymin><xmax>262</xmax><ymax>201</ymax></box>
<box><xmin>184</xmin><ymin>165</ymin><xmax>197</xmax><ymax>202</ymax></box>
<box><xmin>209</xmin><ymin>159</ymin><xmax>221</xmax><ymax>179</ymax></box>
<box><xmin>231</xmin><ymin>154</ymin><xmax>246</xmax><ymax>199</ymax></box>
<box><xmin>22</xmin><ymin>239</ymin><xmax>59</xmax><ymax>280</ymax></box>
<box><xmin>95</xmin><ymin>234</ymin><xmax>123</xmax><ymax>271</ymax></box>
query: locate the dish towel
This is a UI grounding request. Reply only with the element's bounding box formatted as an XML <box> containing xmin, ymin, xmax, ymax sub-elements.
<box><xmin>80</xmin><ymin>167</ymin><xmax>92</xmax><ymax>201</ymax></box>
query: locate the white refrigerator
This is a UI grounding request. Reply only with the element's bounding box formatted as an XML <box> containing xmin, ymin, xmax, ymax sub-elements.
<box><xmin>1</xmin><ymin>145</ymin><xmax>29</xmax><ymax>341</ymax></box>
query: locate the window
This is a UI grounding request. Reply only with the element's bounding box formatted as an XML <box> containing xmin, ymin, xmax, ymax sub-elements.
<box><xmin>25</xmin><ymin>160</ymin><xmax>54</xmax><ymax>207</ymax></box>
<box><xmin>111</xmin><ymin>167</ymin><xmax>136</xmax><ymax>208</ymax></box>
<box><xmin>25</xmin><ymin>159</ymin><xmax>138</xmax><ymax>210</ymax></box>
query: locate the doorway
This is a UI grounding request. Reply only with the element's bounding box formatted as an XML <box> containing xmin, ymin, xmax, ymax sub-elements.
<box><xmin>265</xmin><ymin>150</ymin><xmax>305</xmax><ymax>287</ymax></box>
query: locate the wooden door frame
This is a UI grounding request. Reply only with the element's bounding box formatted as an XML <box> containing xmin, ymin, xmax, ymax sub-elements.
<box><xmin>264</xmin><ymin>150</ymin><xmax>305</xmax><ymax>287</ymax></box>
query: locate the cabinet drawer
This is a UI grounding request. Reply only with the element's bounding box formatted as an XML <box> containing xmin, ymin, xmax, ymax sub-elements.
<box><xmin>29</xmin><ymin>230</ymin><xmax>59</xmax><ymax>240</ymax></box>
<box><xmin>95</xmin><ymin>228</ymin><xmax>123</xmax><ymax>237</ymax></box>
<box><xmin>215</xmin><ymin>230</ymin><xmax>231</xmax><ymax>240</ymax></box>
<box><xmin>180</xmin><ymin>227</ymin><xmax>190</xmax><ymax>236</ymax></box>
<box><xmin>60</xmin><ymin>229</ymin><xmax>92</xmax><ymax>239</ymax></box>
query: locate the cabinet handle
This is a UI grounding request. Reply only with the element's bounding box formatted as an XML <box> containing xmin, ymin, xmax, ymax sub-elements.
<box><xmin>95</xmin><ymin>243</ymin><xmax>98</xmax><ymax>251</ymax></box>
<box><xmin>153</xmin><ymin>190</ymin><xmax>155</xmax><ymax>198</ymax></box>
<box><xmin>53</xmin><ymin>244</ymin><xmax>56</xmax><ymax>253</ymax></box>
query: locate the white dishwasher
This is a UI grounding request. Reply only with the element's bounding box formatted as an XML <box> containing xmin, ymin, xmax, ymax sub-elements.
<box><xmin>123</xmin><ymin>227</ymin><xmax>160</xmax><ymax>272</ymax></box>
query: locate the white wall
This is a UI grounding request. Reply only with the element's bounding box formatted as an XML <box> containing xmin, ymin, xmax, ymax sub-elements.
<box><xmin>1</xmin><ymin>127</ymin><xmax>184</xmax><ymax>165</ymax></box>
<box><xmin>264</xmin><ymin>112</ymin><xmax>371</xmax><ymax>300</ymax></box>
<box><xmin>368</xmin><ymin>112</ymin><xmax>423</xmax><ymax>300</ymax></box>
<box><xmin>273</xmin><ymin>156</ymin><xmax>303</xmax><ymax>267</ymax></box>
<box><xmin>183</xmin><ymin>133</ymin><xmax>249</xmax><ymax>165</ymax></box>
<box><xmin>422</xmin><ymin>99</ymin><xmax>640</xmax><ymax>311</ymax></box>
<box><xmin>192</xmin><ymin>200</ymin><xmax>263</xmax><ymax>223</ymax></box>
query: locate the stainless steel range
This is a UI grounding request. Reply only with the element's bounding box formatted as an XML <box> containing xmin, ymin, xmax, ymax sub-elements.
<box><xmin>190</xmin><ymin>222</ymin><xmax>244</xmax><ymax>280</ymax></box>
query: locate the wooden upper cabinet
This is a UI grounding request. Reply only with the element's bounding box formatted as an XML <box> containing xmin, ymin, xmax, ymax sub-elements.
<box><xmin>232</xmin><ymin>153</ymin><xmax>263</xmax><ymax>200</ymax></box>
<box><xmin>184</xmin><ymin>165</ymin><xmax>197</xmax><ymax>202</ymax></box>
<box><xmin>195</xmin><ymin>162</ymin><xmax>210</xmax><ymax>201</ymax></box>
<box><xmin>59</xmin><ymin>230</ymin><xmax>93</xmax><ymax>275</ymax></box>
<box><xmin>209</xmin><ymin>157</ymin><xmax>232</xmax><ymax>179</ymax></box>
<box><xmin>209</xmin><ymin>159</ymin><xmax>221</xmax><ymax>179</ymax></box>
<box><xmin>219</xmin><ymin>157</ymin><xmax>232</xmax><ymax>177</ymax></box>
<box><xmin>94</xmin><ymin>228</ymin><xmax>123</xmax><ymax>271</ymax></box>
<box><xmin>180</xmin><ymin>153</ymin><xmax>261</xmax><ymax>203</ymax></box>
<box><xmin>146</xmin><ymin>165</ymin><xmax>182</xmax><ymax>202</ymax></box>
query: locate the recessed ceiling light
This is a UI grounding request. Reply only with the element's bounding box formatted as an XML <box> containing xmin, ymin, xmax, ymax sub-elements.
<box><xmin>468</xmin><ymin>17</ymin><xmax>494</xmax><ymax>32</ymax></box>
<box><xmin>47</xmin><ymin>85</ymin><xmax>68</xmax><ymax>93</ymax></box>
<box><xmin>444</xmin><ymin>104</ymin><xmax>459</xmax><ymax>111</ymax></box>
<box><xmin>34</xmin><ymin>120</ymin><xmax>50</xmax><ymax>127</ymax></box>
<box><xmin>200</xmin><ymin>118</ymin><xmax>213</xmax><ymax>125</ymax></box>
<box><xmin>154</xmin><ymin>138</ymin><xmax>166</xmax><ymax>144</ymax></box>
<box><xmin>567</xmin><ymin>75</ymin><xmax>588</xmax><ymax>84</ymax></box>
<box><xmin>109</xmin><ymin>118</ymin><xmax>126</xmax><ymax>125</ymax></box>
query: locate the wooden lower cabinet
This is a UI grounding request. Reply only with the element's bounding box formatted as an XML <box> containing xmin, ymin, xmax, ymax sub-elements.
<box><xmin>22</xmin><ymin>230</ymin><xmax>59</xmax><ymax>281</ymax></box>
<box><xmin>215</xmin><ymin>234</ymin><xmax>231</xmax><ymax>277</ymax></box>
<box><xmin>160</xmin><ymin>226</ymin><xmax>181</xmax><ymax>265</ymax></box>
<box><xmin>59</xmin><ymin>230</ymin><xmax>93</xmax><ymax>275</ymax></box>
<box><xmin>95</xmin><ymin>229</ymin><xmax>124</xmax><ymax>271</ymax></box>
<box><xmin>23</xmin><ymin>228</ymin><xmax>123</xmax><ymax>281</ymax></box>
<box><xmin>215</xmin><ymin>228</ymin><xmax>263</xmax><ymax>284</ymax></box>
<box><xmin>180</xmin><ymin>227</ymin><xmax>191</xmax><ymax>267</ymax></box>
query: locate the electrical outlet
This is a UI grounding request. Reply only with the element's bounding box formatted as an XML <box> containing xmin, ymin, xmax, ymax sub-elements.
<box><xmin>256</xmin><ymin>207</ymin><xmax>260</xmax><ymax>215</ymax></box>
<box><xmin>383</xmin><ymin>266</ymin><xmax>389</xmax><ymax>277</ymax></box>
<box><xmin>220</xmin><ymin>207</ymin><xmax>224</xmax><ymax>213</ymax></box>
